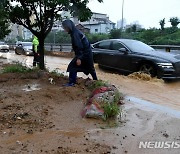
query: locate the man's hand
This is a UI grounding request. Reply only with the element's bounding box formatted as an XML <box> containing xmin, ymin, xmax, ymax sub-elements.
<box><xmin>76</xmin><ymin>59</ymin><xmax>81</xmax><ymax>66</ymax></box>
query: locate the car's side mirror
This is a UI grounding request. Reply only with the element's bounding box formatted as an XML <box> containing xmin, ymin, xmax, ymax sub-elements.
<box><xmin>119</xmin><ymin>48</ymin><xmax>128</xmax><ymax>54</ymax></box>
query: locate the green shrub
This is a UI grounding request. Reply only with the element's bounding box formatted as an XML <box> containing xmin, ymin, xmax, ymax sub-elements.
<box><xmin>3</xmin><ymin>64</ymin><xmax>34</xmax><ymax>73</ymax></box>
<box><xmin>86</xmin><ymin>33</ymin><xmax>109</xmax><ymax>43</ymax></box>
<box><xmin>45</xmin><ymin>31</ymin><xmax>71</xmax><ymax>44</ymax></box>
<box><xmin>103</xmin><ymin>102</ymin><xmax>121</xmax><ymax>120</ymax></box>
<box><xmin>109</xmin><ymin>29</ymin><xmax>121</xmax><ymax>39</ymax></box>
<box><xmin>88</xmin><ymin>80</ymin><xmax>108</xmax><ymax>91</ymax></box>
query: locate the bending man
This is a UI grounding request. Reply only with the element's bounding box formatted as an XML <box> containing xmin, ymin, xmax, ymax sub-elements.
<box><xmin>62</xmin><ymin>20</ymin><xmax>98</xmax><ymax>86</ymax></box>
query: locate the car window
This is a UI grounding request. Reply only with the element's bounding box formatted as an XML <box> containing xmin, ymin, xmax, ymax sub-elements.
<box><xmin>124</xmin><ymin>40</ymin><xmax>155</xmax><ymax>53</ymax></box>
<box><xmin>22</xmin><ymin>43</ymin><xmax>32</xmax><ymax>46</ymax></box>
<box><xmin>111</xmin><ymin>41</ymin><xmax>125</xmax><ymax>50</ymax></box>
<box><xmin>94</xmin><ymin>41</ymin><xmax>111</xmax><ymax>50</ymax></box>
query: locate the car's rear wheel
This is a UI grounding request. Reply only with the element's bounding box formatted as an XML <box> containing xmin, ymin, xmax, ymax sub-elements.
<box><xmin>139</xmin><ymin>63</ymin><xmax>157</xmax><ymax>77</ymax></box>
<box><xmin>15</xmin><ymin>50</ymin><xmax>21</xmax><ymax>55</ymax></box>
<box><xmin>5</xmin><ymin>49</ymin><xmax>9</xmax><ymax>53</ymax></box>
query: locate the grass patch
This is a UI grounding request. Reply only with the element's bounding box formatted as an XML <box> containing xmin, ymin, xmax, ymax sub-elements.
<box><xmin>2</xmin><ymin>64</ymin><xmax>35</xmax><ymax>73</ymax></box>
<box><xmin>114</xmin><ymin>91</ymin><xmax>124</xmax><ymax>102</ymax></box>
<box><xmin>88</xmin><ymin>80</ymin><xmax>108</xmax><ymax>90</ymax></box>
<box><xmin>103</xmin><ymin>91</ymin><xmax>123</xmax><ymax>121</ymax></box>
<box><xmin>103</xmin><ymin>102</ymin><xmax>120</xmax><ymax>120</ymax></box>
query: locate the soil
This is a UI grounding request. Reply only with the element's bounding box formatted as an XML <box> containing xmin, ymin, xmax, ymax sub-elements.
<box><xmin>0</xmin><ymin>63</ymin><xmax>111</xmax><ymax>154</ymax></box>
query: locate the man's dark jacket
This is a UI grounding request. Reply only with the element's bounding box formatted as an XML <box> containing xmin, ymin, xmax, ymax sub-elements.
<box><xmin>62</xmin><ymin>20</ymin><xmax>95</xmax><ymax>75</ymax></box>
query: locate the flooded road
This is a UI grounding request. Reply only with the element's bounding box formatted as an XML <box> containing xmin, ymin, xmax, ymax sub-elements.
<box><xmin>1</xmin><ymin>50</ymin><xmax>180</xmax><ymax>111</ymax></box>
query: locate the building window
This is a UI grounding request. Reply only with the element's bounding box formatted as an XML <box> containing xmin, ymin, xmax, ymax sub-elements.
<box><xmin>95</xmin><ymin>29</ymin><xmax>98</xmax><ymax>33</ymax></box>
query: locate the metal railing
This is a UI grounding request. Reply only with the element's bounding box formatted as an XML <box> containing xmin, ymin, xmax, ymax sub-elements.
<box><xmin>44</xmin><ymin>43</ymin><xmax>72</xmax><ymax>52</ymax></box>
<box><xmin>8</xmin><ymin>43</ymin><xmax>72</xmax><ymax>52</ymax></box>
<box><xmin>150</xmin><ymin>45</ymin><xmax>180</xmax><ymax>53</ymax></box>
<box><xmin>8</xmin><ymin>43</ymin><xmax>180</xmax><ymax>53</ymax></box>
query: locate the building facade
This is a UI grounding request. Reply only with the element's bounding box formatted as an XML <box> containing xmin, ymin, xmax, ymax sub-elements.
<box><xmin>60</xmin><ymin>11</ymin><xmax>115</xmax><ymax>34</ymax></box>
<box><xmin>23</xmin><ymin>28</ymin><xmax>33</xmax><ymax>40</ymax></box>
<box><xmin>79</xmin><ymin>12</ymin><xmax>115</xmax><ymax>34</ymax></box>
<box><xmin>6</xmin><ymin>23</ymin><xmax>33</xmax><ymax>41</ymax></box>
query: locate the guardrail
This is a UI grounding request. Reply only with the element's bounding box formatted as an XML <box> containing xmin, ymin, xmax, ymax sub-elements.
<box><xmin>8</xmin><ymin>43</ymin><xmax>180</xmax><ymax>53</ymax></box>
<box><xmin>150</xmin><ymin>45</ymin><xmax>180</xmax><ymax>53</ymax></box>
<box><xmin>44</xmin><ymin>43</ymin><xmax>72</xmax><ymax>52</ymax></box>
<box><xmin>8</xmin><ymin>43</ymin><xmax>72</xmax><ymax>52</ymax></box>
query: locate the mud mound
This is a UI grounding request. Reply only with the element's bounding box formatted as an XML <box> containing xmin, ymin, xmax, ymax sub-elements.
<box><xmin>128</xmin><ymin>72</ymin><xmax>164</xmax><ymax>82</ymax></box>
<box><xmin>45</xmin><ymin>51</ymin><xmax>74</xmax><ymax>58</ymax></box>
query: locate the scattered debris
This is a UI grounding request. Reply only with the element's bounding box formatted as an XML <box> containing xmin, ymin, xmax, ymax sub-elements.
<box><xmin>17</xmin><ymin>117</ymin><xmax>22</xmax><ymax>120</ymax></box>
<box><xmin>48</xmin><ymin>78</ymin><xmax>55</xmax><ymax>84</ymax></box>
<box><xmin>132</xmin><ymin>134</ymin><xmax>135</xmax><ymax>136</ymax></box>
<box><xmin>163</xmin><ymin>133</ymin><xmax>169</xmax><ymax>138</ymax></box>
<box><xmin>16</xmin><ymin>140</ymin><xmax>22</xmax><ymax>145</ymax></box>
<box><xmin>112</xmin><ymin>145</ymin><xmax>118</xmax><ymax>149</ymax></box>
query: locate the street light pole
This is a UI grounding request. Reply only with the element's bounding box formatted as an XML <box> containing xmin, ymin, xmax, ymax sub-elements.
<box><xmin>121</xmin><ymin>0</ymin><xmax>125</xmax><ymax>30</ymax></box>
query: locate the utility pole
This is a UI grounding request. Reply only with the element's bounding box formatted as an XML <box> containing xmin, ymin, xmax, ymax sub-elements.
<box><xmin>121</xmin><ymin>0</ymin><xmax>125</xmax><ymax>30</ymax></box>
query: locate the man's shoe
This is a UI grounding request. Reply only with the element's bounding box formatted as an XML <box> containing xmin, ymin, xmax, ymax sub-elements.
<box><xmin>63</xmin><ymin>83</ymin><xmax>75</xmax><ymax>87</ymax></box>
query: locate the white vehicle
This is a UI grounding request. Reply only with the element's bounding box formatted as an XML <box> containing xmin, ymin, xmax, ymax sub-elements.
<box><xmin>0</xmin><ymin>42</ymin><xmax>9</xmax><ymax>52</ymax></box>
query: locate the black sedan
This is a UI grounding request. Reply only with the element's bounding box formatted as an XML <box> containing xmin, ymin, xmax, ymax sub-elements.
<box><xmin>15</xmin><ymin>42</ymin><xmax>34</xmax><ymax>56</ymax></box>
<box><xmin>92</xmin><ymin>39</ymin><xmax>180</xmax><ymax>79</ymax></box>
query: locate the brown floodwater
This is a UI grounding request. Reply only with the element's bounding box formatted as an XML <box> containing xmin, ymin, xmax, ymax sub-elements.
<box><xmin>1</xmin><ymin>51</ymin><xmax>180</xmax><ymax>110</ymax></box>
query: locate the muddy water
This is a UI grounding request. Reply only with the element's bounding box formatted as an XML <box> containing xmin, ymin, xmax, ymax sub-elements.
<box><xmin>22</xmin><ymin>84</ymin><xmax>41</xmax><ymax>92</ymax></box>
<box><xmin>97</xmin><ymin>67</ymin><xmax>180</xmax><ymax>110</ymax></box>
<box><xmin>126</xmin><ymin>96</ymin><xmax>180</xmax><ymax>118</ymax></box>
<box><xmin>1</xmin><ymin>51</ymin><xmax>180</xmax><ymax>110</ymax></box>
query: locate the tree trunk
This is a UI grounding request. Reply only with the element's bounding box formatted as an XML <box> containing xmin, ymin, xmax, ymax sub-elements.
<box><xmin>38</xmin><ymin>37</ymin><xmax>45</xmax><ymax>70</ymax></box>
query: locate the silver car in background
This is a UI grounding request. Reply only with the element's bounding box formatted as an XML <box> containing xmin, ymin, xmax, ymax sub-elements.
<box><xmin>15</xmin><ymin>42</ymin><xmax>33</xmax><ymax>56</ymax></box>
<box><xmin>0</xmin><ymin>42</ymin><xmax>9</xmax><ymax>52</ymax></box>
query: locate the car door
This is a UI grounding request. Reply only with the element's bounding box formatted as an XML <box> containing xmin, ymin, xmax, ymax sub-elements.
<box><xmin>93</xmin><ymin>40</ymin><xmax>115</xmax><ymax>67</ymax></box>
<box><xmin>110</xmin><ymin>41</ymin><xmax>132</xmax><ymax>72</ymax></box>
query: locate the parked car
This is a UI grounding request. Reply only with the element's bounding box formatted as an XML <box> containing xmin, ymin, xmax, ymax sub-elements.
<box><xmin>92</xmin><ymin>39</ymin><xmax>180</xmax><ymax>79</ymax></box>
<box><xmin>0</xmin><ymin>42</ymin><xmax>9</xmax><ymax>52</ymax></box>
<box><xmin>15</xmin><ymin>42</ymin><xmax>33</xmax><ymax>56</ymax></box>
